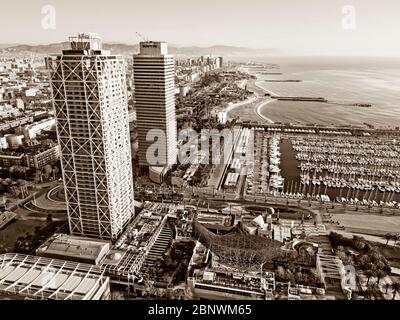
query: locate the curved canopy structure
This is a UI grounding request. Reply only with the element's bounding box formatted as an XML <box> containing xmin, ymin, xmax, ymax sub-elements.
<box><xmin>0</xmin><ymin>254</ymin><xmax>110</xmax><ymax>300</ymax></box>
<box><xmin>194</xmin><ymin>222</ymin><xmax>282</xmax><ymax>270</ymax></box>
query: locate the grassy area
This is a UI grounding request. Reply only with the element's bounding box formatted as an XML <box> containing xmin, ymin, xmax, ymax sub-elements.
<box><xmin>1</xmin><ymin>219</ymin><xmax>68</xmax><ymax>254</ymax></box>
<box><xmin>0</xmin><ymin>219</ymin><xmax>43</xmax><ymax>253</ymax></box>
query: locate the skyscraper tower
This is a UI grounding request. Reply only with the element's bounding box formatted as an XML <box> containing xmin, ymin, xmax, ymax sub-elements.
<box><xmin>133</xmin><ymin>41</ymin><xmax>177</xmax><ymax>168</ymax></box>
<box><xmin>48</xmin><ymin>33</ymin><xmax>134</xmax><ymax>241</ymax></box>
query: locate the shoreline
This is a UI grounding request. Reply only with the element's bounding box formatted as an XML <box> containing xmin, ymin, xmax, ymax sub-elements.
<box><xmin>224</xmin><ymin>93</ymin><xmax>258</xmax><ymax>114</ymax></box>
<box><xmin>255</xmin><ymin>100</ymin><xmax>275</xmax><ymax>123</ymax></box>
<box><xmin>227</xmin><ymin>67</ymin><xmax>279</xmax><ymax>124</ymax></box>
<box><xmin>253</xmin><ymin>80</ymin><xmax>278</xmax><ymax>123</ymax></box>
<box><xmin>238</xmin><ymin>64</ymin><xmax>400</xmax><ymax>128</ymax></box>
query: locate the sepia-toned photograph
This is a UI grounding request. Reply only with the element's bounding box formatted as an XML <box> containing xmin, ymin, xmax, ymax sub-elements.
<box><xmin>0</xmin><ymin>0</ymin><xmax>399</xmax><ymax>312</ymax></box>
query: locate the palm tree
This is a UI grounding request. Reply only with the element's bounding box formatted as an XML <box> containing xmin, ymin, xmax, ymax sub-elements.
<box><xmin>366</xmin><ymin>283</ymin><xmax>378</xmax><ymax>300</ymax></box>
<box><xmin>392</xmin><ymin>282</ymin><xmax>400</xmax><ymax>300</ymax></box>
<box><xmin>46</xmin><ymin>214</ymin><xmax>53</xmax><ymax>224</ymax></box>
<box><xmin>384</xmin><ymin>233</ymin><xmax>393</xmax><ymax>246</ymax></box>
<box><xmin>365</xmin><ymin>269</ymin><xmax>376</xmax><ymax>285</ymax></box>
<box><xmin>393</xmin><ymin>233</ymin><xmax>400</xmax><ymax>248</ymax></box>
<box><xmin>375</xmin><ymin>270</ymin><xmax>386</xmax><ymax>285</ymax></box>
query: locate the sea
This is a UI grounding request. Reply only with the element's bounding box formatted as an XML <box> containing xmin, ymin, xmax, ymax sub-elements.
<box><xmin>242</xmin><ymin>56</ymin><xmax>400</xmax><ymax>203</ymax></box>
<box><xmin>246</xmin><ymin>56</ymin><xmax>400</xmax><ymax>127</ymax></box>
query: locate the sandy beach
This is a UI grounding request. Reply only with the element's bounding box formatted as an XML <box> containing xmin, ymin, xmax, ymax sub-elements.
<box><xmin>227</xmin><ymin>79</ymin><xmax>276</xmax><ymax>123</ymax></box>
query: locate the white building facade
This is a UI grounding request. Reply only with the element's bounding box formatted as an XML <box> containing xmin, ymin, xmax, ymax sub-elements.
<box><xmin>133</xmin><ymin>41</ymin><xmax>177</xmax><ymax>167</ymax></box>
<box><xmin>48</xmin><ymin>33</ymin><xmax>135</xmax><ymax>241</ymax></box>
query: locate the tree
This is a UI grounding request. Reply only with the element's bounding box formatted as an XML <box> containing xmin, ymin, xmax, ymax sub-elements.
<box><xmin>353</xmin><ymin>235</ymin><xmax>366</xmax><ymax>251</ymax></box>
<box><xmin>375</xmin><ymin>270</ymin><xmax>386</xmax><ymax>285</ymax></box>
<box><xmin>384</xmin><ymin>233</ymin><xmax>393</xmax><ymax>246</ymax></box>
<box><xmin>366</xmin><ymin>283</ymin><xmax>378</xmax><ymax>300</ymax></box>
<box><xmin>156</xmin><ymin>288</ymin><xmax>164</xmax><ymax>300</ymax></box>
<box><xmin>377</xmin><ymin>258</ymin><xmax>388</xmax><ymax>270</ymax></box>
<box><xmin>35</xmin><ymin>170</ymin><xmax>43</xmax><ymax>183</ymax></box>
<box><xmin>329</xmin><ymin>232</ymin><xmax>345</xmax><ymax>247</ymax></box>
<box><xmin>335</xmin><ymin>250</ymin><xmax>347</xmax><ymax>262</ymax></box>
<box><xmin>52</xmin><ymin>165</ymin><xmax>60</xmax><ymax>180</ymax></box>
<box><xmin>392</xmin><ymin>282</ymin><xmax>400</xmax><ymax>300</ymax></box>
<box><xmin>286</xmin><ymin>270</ymin><xmax>295</xmax><ymax>284</ymax></box>
<box><xmin>310</xmin><ymin>268</ymin><xmax>321</xmax><ymax>285</ymax></box>
<box><xmin>365</xmin><ymin>269</ymin><xmax>376</xmax><ymax>285</ymax></box>
<box><xmin>357</xmin><ymin>255</ymin><xmax>371</xmax><ymax>269</ymax></box>
<box><xmin>336</xmin><ymin>245</ymin><xmax>345</xmax><ymax>252</ymax></box>
<box><xmin>393</xmin><ymin>234</ymin><xmax>400</xmax><ymax>248</ymax></box>
<box><xmin>276</xmin><ymin>265</ymin><xmax>286</xmax><ymax>281</ymax></box>
<box><xmin>295</xmin><ymin>271</ymin><xmax>304</xmax><ymax>284</ymax></box>
<box><xmin>10</xmin><ymin>186</ymin><xmax>21</xmax><ymax>198</ymax></box>
<box><xmin>336</xmin><ymin>250</ymin><xmax>352</xmax><ymax>266</ymax></box>
<box><xmin>43</xmin><ymin>165</ymin><xmax>53</xmax><ymax>180</ymax></box>
<box><xmin>46</xmin><ymin>214</ymin><xmax>53</xmax><ymax>224</ymax></box>
<box><xmin>34</xmin><ymin>226</ymin><xmax>41</xmax><ymax>235</ymax></box>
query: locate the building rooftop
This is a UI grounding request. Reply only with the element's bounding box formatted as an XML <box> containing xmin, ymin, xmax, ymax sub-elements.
<box><xmin>193</xmin><ymin>267</ymin><xmax>275</xmax><ymax>296</ymax></box>
<box><xmin>138</xmin><ymin>41</ymin><xmax>169</xmax><ymax>56</ymax></box>
<box><xmin>69</xmin><ymin>33</ymin><xmax>102</xmax><ymax>51</ymax></box>
<box><xmin>0</xmin><ymin>253</ymin><xmax>110</xmax><ymax>300</ymax></box>
<box><xmin>101</xmin><ymin>249</ymin><xmax>143</xmax><ymax>278</ymax></box>
<box><xmin>36</xmin><ymin>234</ymin><xmax>111</xmax><ymax>265</ymax></box>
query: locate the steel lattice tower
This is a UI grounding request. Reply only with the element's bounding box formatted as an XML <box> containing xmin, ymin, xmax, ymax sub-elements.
<box><xmin>48</xmin><ymin>33</ymin><xmax>135</xmax><ymax>241</ymax></box>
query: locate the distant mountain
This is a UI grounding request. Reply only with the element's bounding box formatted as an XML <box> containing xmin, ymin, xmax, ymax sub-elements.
<box><xmin>0</xmin><ymin>44</ymin><xmax>18</xmax><ymax>49</ymax></box>
<box><xmin>170</xmin><ymin>45</ymin><xmax>283</xmax><ymax>57</ymax></box>
<box><xmin>0</xmin><ymin>42</ymin><xmax>284</xmax><ymax>58</ymax></box>
<box><xmin>0</xmin><ymin>42</ymin><xmax>69</xmax><ymax>55</ymax></box>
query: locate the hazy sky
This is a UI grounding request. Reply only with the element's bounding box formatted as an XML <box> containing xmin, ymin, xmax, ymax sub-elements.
<box><xmin>1</xmin><ymin>0</ymin><xmax>399</xmax><ymax>56</ymax></box>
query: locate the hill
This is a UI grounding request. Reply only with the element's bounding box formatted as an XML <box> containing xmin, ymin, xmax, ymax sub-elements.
<box><xmin>0</xmin><ymin>42</ymin><xmax>283</xmax><ymax>58</ymax></box>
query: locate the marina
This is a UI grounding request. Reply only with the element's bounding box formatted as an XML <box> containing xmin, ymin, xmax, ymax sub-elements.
<box><xmin>239</xmin><ymin>125</ymin><xmax>400</xmax><ymax>209</ymax></box>
<box><xmin>246</xmin><ymin>130</ymin><xmax>284</xmax><ymax>196</ymax></box>
<box><xmin>280</xmin><ymin>136</ymin><xmax>400</xmax><ymax>208</ymax></box>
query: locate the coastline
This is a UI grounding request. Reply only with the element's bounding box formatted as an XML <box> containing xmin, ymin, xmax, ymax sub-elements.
<box><xmin>225</xmin><ymin>71</ymin><xmax>278</xmax><ymax>123</ymax></box>
<box><xmin>255</xmin><ymin>100</ymin><xmax>275</xmax><ymax>123</ymax></box>
<box><xmin>236</xmin><ymin>61</ymin><xmax>400</xmax><ymax>128</ymax></box>
<box><xmin>224</xmin><ymin>93</ymin><xmax>258</xmax><ymax>114</ymax></box>
<box><xmin>253</xmin><ymin>80</ymin><xmax>278</xmax><ymax>123</ymax></box>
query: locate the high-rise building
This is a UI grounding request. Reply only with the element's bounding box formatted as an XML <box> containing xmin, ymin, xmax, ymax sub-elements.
<box><xmin>48</xmin><ymin>33</ymin><xmax>134</xmax><ymax>241</ymax></box>
<box><xmin>133</xmin><ymin>41</ymin><xmax>177</xmax><ymax>168</ymax></box>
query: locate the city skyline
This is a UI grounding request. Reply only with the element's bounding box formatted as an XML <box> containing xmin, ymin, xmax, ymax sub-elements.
<box><xmin>1</xmin><ymin>0</ymin><xmax>400</xmax><ymax>56</ymax></box>
<box><xmin>1</xmin><ymin>1</ymin><xmax>400</xmax><ymax>304</ymax></box>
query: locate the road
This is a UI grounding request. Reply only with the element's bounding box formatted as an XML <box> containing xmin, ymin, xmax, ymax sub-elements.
<box><xmin>184</xmin><ymin>189</ymin><xmax>399</xmax><ymax>245</ymax></box>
